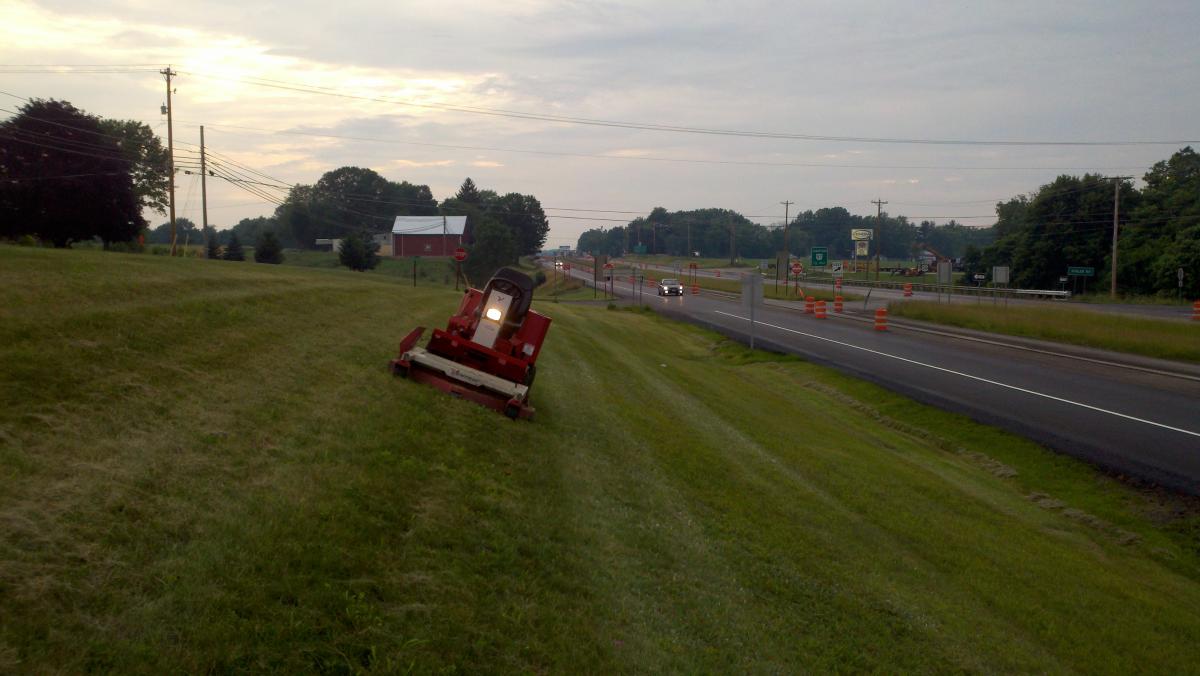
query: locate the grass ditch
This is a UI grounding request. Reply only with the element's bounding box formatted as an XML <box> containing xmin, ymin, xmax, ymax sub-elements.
<box><xmin>889</xmin><ymin>299</ymin><xmax>1200</xmax><ymax>363</ymax></box>
<box><xmin>2</xmin><ymin>245</ymin><xmax>1199</xmax><ymax>672</ymax></box>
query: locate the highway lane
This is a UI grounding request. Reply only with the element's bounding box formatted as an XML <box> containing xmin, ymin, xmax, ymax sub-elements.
<box><xmin>604</xmin><ymin>259</ymin><xmax>1195</xmax><ymax>320</ymax></box>
<box><xmin>559</xmin><ymin>266</ymin><xmax>1200</xmax><ymax>492</ymax></box>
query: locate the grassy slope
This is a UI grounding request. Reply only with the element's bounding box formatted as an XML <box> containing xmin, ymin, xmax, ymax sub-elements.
<box><xmin>889</xmin><ymin>300</ymin><xmax>1200</xmax><ymax>363</ymax></box>
<box><xmin>1</xmin><ymin>247</ymin><xmax>1199</xmax><ymax>672</ymax></box>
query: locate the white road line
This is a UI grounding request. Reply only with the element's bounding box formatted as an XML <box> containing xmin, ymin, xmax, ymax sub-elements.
<box><xmin>713</xmin><ymin>310</ymin><xmax>1200</xmax><ymax>439</ymax></box>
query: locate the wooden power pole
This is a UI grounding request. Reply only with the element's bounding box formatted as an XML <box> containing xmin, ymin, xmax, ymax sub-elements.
<box><xmin>872</xmin><ymin>198</ymin><xmax>888</xmax><ymax>282</ymax></box>
<box><xmin>199</xmin><ymin>125</ymin><xmax>208</xmax><ymax>237</ymax></box>
<box><xmin>161</xmin><ymin>66</ymin><xmax>177</xmax><ymax>256</ymax></box>
<box><xmin>1108</xmin><ymin>176</ymin><xmax>1133</xmax><ymax>298</ymax></box>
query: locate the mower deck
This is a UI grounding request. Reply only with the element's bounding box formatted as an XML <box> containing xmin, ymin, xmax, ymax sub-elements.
<box><xmin>393</xmin><ymin>346</ymin><xmax>534</xmax><ymax>419</ymax></box>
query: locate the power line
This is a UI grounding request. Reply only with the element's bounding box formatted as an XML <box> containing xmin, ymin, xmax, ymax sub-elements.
<box><xmin>177</xmin><ymin>69</ymin><xmax>1196</xmax><ymax>147</ymax></box>
<box><xmin>170</xmin><ymin>119</ymin><xmax>1155</xmax><ymax>173</ymax></box>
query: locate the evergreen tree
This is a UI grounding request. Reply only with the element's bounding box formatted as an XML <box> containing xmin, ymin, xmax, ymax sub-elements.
<box><xmin>224</xmin><ymin>232</ymin><xmax>245</xmax><ymax>261</ymax></box>
<box><xmin>338</xmin><ymin>231</ymin><xmax>380</xmax><ymax>271</ymax></box>
<box><xmin>254</xmin><ymin>231</ymin><xmax>284</xmax><ymax>264</ymax></box>
<box><xmin>206</xmin><ymin>234</ymin><xmax>221</xmax><ymax>260</ymax></box>
<box><xmin>455</xmin><ymin>177</ymin><xmax>482</xmax><ymax>205</ymax></box>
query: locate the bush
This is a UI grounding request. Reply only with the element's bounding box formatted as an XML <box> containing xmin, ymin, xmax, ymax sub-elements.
<box><xmin>224</xmin><ymin>233</ymin><xmax>245</xmax><ymax>261</ymax></box>
<box><xmin>106</xmin><ymin>240</ymin><xmax>144</xmax><ymax>253</ymax></box>
<box><xmin>254</xmin><ymin>231</ymin><xmax>284</xmax><ymax>264</ymax></box>
<box><xmin>16</xmin><ymin>234</ymin><xmax>38</xmax><ymax>247</ymax></box>
<box><xmin>338</xmin><ymin>231</ymin><xmax>380</xmax><ymax>272</ymax></box>
<box><xmin>533</xmin><ymin>270</ymin><xmax>547</xmax><ymax>286</ymax></box>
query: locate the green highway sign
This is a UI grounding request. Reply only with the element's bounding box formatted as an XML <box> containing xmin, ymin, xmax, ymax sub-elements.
<box><xmin>811</xmin><ymin>247</ymin><xmax>828</xmax><ymax>267</ymax></box>
<box><xmin>1067</xmin><ymin>266</ymin><xmax>1095</xmax><ymax>277</ymax></box>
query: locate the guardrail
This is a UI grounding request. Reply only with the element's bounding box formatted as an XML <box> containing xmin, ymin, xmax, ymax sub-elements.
<box><xmin>800</xmin><ymin>274</ymin><xmax>1072</xmax><ymax>300</ymax></box>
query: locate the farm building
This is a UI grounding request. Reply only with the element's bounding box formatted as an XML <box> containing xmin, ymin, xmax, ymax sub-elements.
<box><xmin>392</xmin><ymin>216</ymin><xmax>468</xmax><ymax>257</ymax></box>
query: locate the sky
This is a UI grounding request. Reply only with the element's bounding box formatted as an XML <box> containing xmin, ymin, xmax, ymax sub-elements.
<box><xmin>2</xmin><ymin>0</ymin><xmax>1197</xmax><ymax>248</ymax></box>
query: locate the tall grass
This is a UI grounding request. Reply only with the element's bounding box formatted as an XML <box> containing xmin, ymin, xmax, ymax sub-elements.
<box><xmin>889</xmin><ymin>300</ymin><xmax>1200</xmax><ymax>363</ymax></box>
<box><xmin>1</xmin><ymin>246</ymin><xmax>1198</xmax><ymax>672</ymax></box>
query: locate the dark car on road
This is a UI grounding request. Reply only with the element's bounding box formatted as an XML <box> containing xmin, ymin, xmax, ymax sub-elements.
<box><xmin>658</xmin><ymin>278</ymin><xmax>684</xmax><ymax>296</ymax></box>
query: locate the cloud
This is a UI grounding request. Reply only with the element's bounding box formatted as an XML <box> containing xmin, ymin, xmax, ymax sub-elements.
<box><xmin>471</xmin><ymin>160</ymin><xmax>504</xmax><ymax>168</ymax></box>
<box><xmin>394</xmin><ymin>159</ymin><xmax>456</xmax><ymax>168</ymax></box>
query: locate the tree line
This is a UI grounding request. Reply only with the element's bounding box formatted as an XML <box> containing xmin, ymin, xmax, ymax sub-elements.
<box><xmin>972</xmin><ymin>148</ymin><xmax>1199</xmax><ymax>296</ymax></box>
<box><xmin>577</xmin><ymin>208</ymin><xmax>994</xmax><ymax>261</ymax></box>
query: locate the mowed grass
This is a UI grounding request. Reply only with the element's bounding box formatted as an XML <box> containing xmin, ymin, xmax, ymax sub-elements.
<box><xmin>1</xmin><ymin>247</ymin><xmax>1199</xmax><ymax>672</ymax></box>
<box><xmin>889</xmin><ymin>300</ymin><xmax>1200</xmax><ymax>363</ymax></box>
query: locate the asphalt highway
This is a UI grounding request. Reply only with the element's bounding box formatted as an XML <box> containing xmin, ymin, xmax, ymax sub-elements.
<box><xmin>560</xmin><ymin>267</ymin><xmax>1200</xmax><ymax>492</ymax></box>
<box><xmin>620</xmin><ymin>260</ymin><xmax>1196</xmax><ymax>320</ymax></box>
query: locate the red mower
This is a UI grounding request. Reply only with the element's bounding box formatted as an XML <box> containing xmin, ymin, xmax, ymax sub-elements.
<box><xmin>389</xmin><ymin>268</ymin><xmax>551</xmax><ymax>420</ymax></box>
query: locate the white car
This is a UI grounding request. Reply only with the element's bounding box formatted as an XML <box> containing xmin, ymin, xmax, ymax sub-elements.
<box><xmin>658</xmin><ymin>278</ymin><xmax>683</xmax><ymax>296</ymax></box>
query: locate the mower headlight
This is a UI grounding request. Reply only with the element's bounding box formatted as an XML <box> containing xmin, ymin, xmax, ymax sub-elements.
<box><xmin>485</xmin><ymin>307</ymin><xmax>503</xmax><ymax>322</ymax></box>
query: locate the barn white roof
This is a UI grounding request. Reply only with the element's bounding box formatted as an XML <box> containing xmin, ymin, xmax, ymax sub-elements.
<box><xmin>392</xmin><ymin>216</ymin><xmax>467</xmax><ymax>236</ymax></box>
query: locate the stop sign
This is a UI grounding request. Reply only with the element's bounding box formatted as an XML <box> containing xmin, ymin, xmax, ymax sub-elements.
<box><xmin>604</xmin><ymin>262</ymin><xmax>614</xmax><ymax>269</ymax></box>
<box><xmin>453</xmin><ymin>247</ymin><xmax>467</xmax><ymax>262</ymax></box>
<box><xmin>563</xmin><ymin>263</ymin><xmax>571</xmax><ymax>271</ymax></box>
<box><xmin>791</xmin><ymin>262</ymin><xmax>802</xmax><ymax>275</ymax></box>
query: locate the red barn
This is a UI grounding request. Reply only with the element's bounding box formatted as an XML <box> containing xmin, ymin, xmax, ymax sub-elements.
<box><xmin>392</xmin><ymin>216</ymin><xmax>468</xmax><ymax>257</ymax></box>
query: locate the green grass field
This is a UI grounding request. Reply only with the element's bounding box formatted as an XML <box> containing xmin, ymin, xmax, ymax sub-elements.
<box><xmin>2</xmin><ymin>246</ymin><xmax>1199</xmax><ymax>672</ymax></box>
<box><xmin>889</xmin><ymin>300</ymin><xmax>1200</xmax><ymax>363</ymax></box>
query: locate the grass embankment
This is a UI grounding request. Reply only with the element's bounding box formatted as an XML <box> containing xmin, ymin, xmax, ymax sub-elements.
<box><xmin>2</xmin><ymin>246</ymin><xmax>1200</xmax><ymax>672</ymax></box>
<box><xmin>890</xmin><ymin>300</ymin><xmax>1200</xmax><ymax>363</ymax></box>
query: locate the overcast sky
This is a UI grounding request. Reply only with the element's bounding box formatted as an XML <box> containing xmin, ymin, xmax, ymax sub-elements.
<box><xmin>2</xmin><ymin>0</ymin><xmax>1197</xmax><ymax>247</ymax></box>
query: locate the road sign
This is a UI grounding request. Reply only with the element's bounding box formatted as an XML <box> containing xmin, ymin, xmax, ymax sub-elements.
<box><xmin>937</xmin><ymin>261</ymin><xmax>952</xmax><ymax>284</ymax></box>
<box><xmin>993</xmin><ymin>266</ymin><xmax>1010</xmax><ymax>284</ymax></box>
<box><xmin>1068</xmin><ymin>266</ymin><xmax>1095</xmax><ymax>277</ymax></box>
<box><xmin>811</xmin><ymin>247</ymin><xmax>828</xmax><ymax>267</ymax></box>
<box><xmin>831</xmin><ymin>261</ymin><xmax>844</xmax><ymax>274</ymax></box>
<box><xmin>973</xmin><ymin>273</ymin><xmax>986</xmax><ymax>281</ymax></box>
<box><xmin>603</xmin><ymin>262</ymin><xmax>614</xmax><ymax>269</ymax></box>
<box><xmin>453</xmin><ymin>246</ymin><xmax>467</xmax><ymax>262</ymax></box>
<box><xmin>791</xmin><ymin>262</ymin><xmax>802</xmax><ymax>275</ymax></box>
<box><xmin>854</xmin><ymin>240</ymin><xmax>869</xmax><ymax>256</ymax></box>
<box><xmin>563</xmin><ymin>263</ymin><xmax>571</xmax><ymax>271</ymax></box>
<box><xmin>851</xmin><ymin>229</ymin><xmax>873</xmax><ymax>241</ymax></box>
<box><xmin>1179</xmin><ymin>267</ymin><xmax>1186</xmax><ymax>285</ymax></box>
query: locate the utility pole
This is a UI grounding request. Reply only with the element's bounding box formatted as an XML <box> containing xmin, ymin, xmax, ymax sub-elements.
<box><xmin>651</xmin><ymin>223</ymin><xmax>656</xmax><ymax>256</ymax></box>
<box><xmin>872</xmin><ymin>199</ymin><xmax>887</xmax><ymax>282</ymax></box>
<box><xmin>199</xmin><ymin>125</ymin><xmax>208</xmax><ymax>239</ymax></box>
<box><xmin>161</xmin><ymin>66</ymin><xmax>177</xmax><ymax>256</ymax></box>
<box><xmin>686</xmin><ymin>222</ymin><xmax>691</xmax><ymax>258</ymax></box>
<box><xmin>1108</xmin><ymin>176</ymin><xmax>1133</xmax><ymax>298</ymax></box>
<box><xmin>728</xmin><ymin>211</ymin><xmax>735</xmax><ymax>266</ymax></box>
<box><xmin>779</xmin><ymin>200</ymin><xmax>794</xmax><ymax>292</ymax></box>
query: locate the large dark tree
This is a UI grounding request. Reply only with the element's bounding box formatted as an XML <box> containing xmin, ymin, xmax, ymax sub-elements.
<box><xmin>338</xmin><ymin>230</ymin><xmax>380</xmax><ymax>271</ymax></box>
<box><xmin>0</xmin><ymin>99</ymin><xmax>145</xmax><ymax>246</ymax></box>
<box><xmin>99</xmin><ymin>118</ymin><xmax>169</xmax><ymax>215</ymax></box>
<box><xmin>463</xmin><ymin>219</ymin><xmax>515</xmax><ymax>285</ymax></box>
<box><xmin>487</xmin><ymin>192</ymin><xmax>549</xmax><ymax>258</ymax></box>
<box><xmin>275</xmin><ymin>167</ymin><xmax>436</xmax><ymax>247</ymax></box>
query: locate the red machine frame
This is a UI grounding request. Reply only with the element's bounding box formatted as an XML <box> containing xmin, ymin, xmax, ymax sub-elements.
<box><xmin>390</xmin><ymin>279</ymin><xmax>552</xmax><ymax>420</ymax></box>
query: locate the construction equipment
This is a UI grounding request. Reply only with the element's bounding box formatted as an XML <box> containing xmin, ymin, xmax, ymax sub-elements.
<box><xmin>389</xmin><ymin>268</ymin><xmax>551</xmax><ymax>420</ymax></box>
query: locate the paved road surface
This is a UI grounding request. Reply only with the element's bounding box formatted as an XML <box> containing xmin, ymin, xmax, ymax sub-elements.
<box><xmin>557</xmin><ymin>266</ymin><xmax>1200</xmax><ymax>493</ymax></box>
<box><xmin>616</xmin><ymin>259</ymin><xmax>1195</xmax><ymax>321</ymax></box>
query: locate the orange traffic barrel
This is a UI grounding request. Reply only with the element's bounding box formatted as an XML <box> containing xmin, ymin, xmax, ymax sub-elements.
<box><xmin>874</xmin><ymin>308</ymin><xmax>889</xmax><ymax>331</ymax></box>
<box><xmin>815</xmin><ymin>300</ymin><xmax>827</xmax><ymax>319</ymax></box>
<box><xmin>1192</xmin><ymin>300</ymin><xmax>1200</xmax><ymax>321</ymax></box>
<box><xmin>691</xmin><ymin>284</ymin><xmax>699</xmax><ymax>295</ymax></box>
<box><xmin>834</xmin><ymin>295</ymin><xmax>844</xmax><ymax>313</ymax></box>
<box><xmin>805</xmin><ymin>296</ymin><xmax>815</xmax><ymax>314</ymax></box>
<box><xmin>903</xmin><ymin>283</ymin><xmax>913</xmax><ymax>297</ymax></box>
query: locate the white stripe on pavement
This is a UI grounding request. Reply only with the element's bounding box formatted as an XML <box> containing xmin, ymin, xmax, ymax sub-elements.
<box><xmin>713</xmin><ymin>310</ymin><xmax>1200</xmax><ymax>439</ymax></box>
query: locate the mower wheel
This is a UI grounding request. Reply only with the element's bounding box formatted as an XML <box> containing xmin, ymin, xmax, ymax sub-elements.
<box><xmin>524</xmin><ymin>365</ymin><xmax>537</xmax><ymax>387</ymax></box>
<box><xmin>504</xmin><ymin>403</ymin><xmax>520</xmax><ymax>420</ymax></box>
<box><xmin>390</xmin><ymin>361</ymin><xmax>409</xmax><ymax>378</ymax></box>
